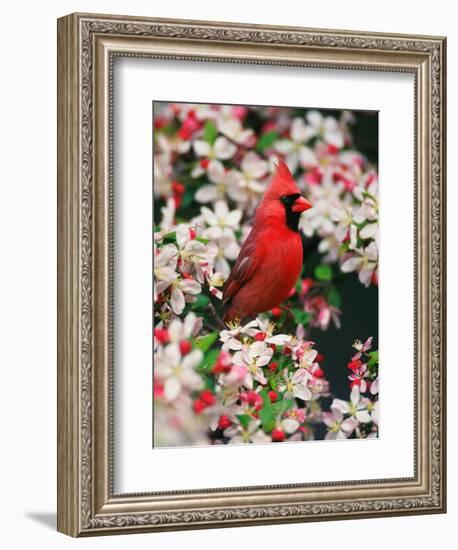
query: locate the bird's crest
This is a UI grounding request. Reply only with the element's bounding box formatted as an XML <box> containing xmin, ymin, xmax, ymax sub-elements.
<box><xmin>263</xmin><ymin>158</ymin><xmax>301</xmax><ymax>200</ymax></box>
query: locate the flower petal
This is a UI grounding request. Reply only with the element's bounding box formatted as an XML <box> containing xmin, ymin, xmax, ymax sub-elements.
<box><xmin>266</xmin><ymin>334</ymin><xmax>292</xmax><ymax>345</ymax></box>
<box><xmin>370</xmin><ymin>378</ymin><xmax>379</xmax><ymax>395</ymax></box>
<box><xmin>306</xmin><ymin>110</ymin><xmax>323</xmax><ymax>129</ymax></box>
<box><xmin>282</xmin><ymin>418</ymin><xmax>300</xmax><ymax>434</ymax></box>
<box><xmin>350</xmin><ymin>385</ymin><xmax>361</xmax><ymax>406</ymax></box>
<box><xmin>181</xmin><ymin>349</ymin><xmax>204</xmax><ymax>371</ymax></box>
<box><xmin>274</xmin><ymin>139</ymin><xmax>294</xmax><ymax>155</ymax></box>
<box><xmin>193</xmin><ymin>140</ymin><xmax>210</xmax><ymax>157</ymax></box>
<box><xmin>299</xmin><ymin>146</ymin><xmax>317</xmax><ymax>167</ymax></box>
<box><xmin>332</xmin><ymin>399</ymin><xmax>350</xmax><ymax>414</ymax></box>
<box><xmin>225</xmin><ymin>209</ymin><xmax>242</xmax><ymax>228</ymax></box>
<box><xmin>293</xmin><ymin>384</ymin><xmax>312</xmax><ymax>401</ymax></box>
<box><xmin>360</xmin><ymin>222</ymin><xmax>378</xmax><ymax>240</ymax></box>
<box><xmin>356</xmin><ymin>410</ymin><xmax>372</xmax><ymax>424</ymax></box>
<box><xmin>170</xmin><ymin>286</ymin><xmax>185</xmax><ymax>314</ymax></box>
<box><xmin>179</xmin><ymin>278</ymin><xmax>202</xmax><ymax>295</ymax></box>
<box><xmin>200</xmin><ymin>206</ymin><xmax>218</xmax><ymax>226</ymax></box>
<box><xmin>176</xmin><ymin>224</ymin><xmax>190</xmax><ymax>247</ymax></box>
<box><xmin>164</xmin><ymin>377</ymin><xmax>181</xmax><ymax>401</ymax></box>
<box><xmin>341</xmin><ymin>255</ymin><xmax>362</xmax><ymax>273</ymax></box>
<box><xmin>241</xmin><ymin>151</ymin><xmax>268</xmax><ymax>179</ymax></box>
<box><xmin>324</xmin><ymin>128</ymin><xmax>344</xmax><ymax>148</ymax></box>
<box><xmin>195</xmin><ymin>185</ymin><xmax>219</xmax><ymax>203</ymax></box>
<box><xmin>214</xmin><ymin>136</ymin><xmax>237</xmax><ymax>160</ymax></box>
<box><xmin>341</xmin><ymin>417</ymin><xmax>358</xmax><ymax>434</ymax></box>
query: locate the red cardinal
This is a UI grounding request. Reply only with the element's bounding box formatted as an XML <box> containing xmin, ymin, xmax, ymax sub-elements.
<box><xmin>222</xmin><ymin>160</ymin><xmax>312</xmax><ymax>323</ymax></box>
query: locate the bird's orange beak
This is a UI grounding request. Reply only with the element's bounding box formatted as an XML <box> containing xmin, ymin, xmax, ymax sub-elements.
<box><xmin>291</xmin><ymin>195</ymin><xmax>312</xmax><ymax>213</ymax></box>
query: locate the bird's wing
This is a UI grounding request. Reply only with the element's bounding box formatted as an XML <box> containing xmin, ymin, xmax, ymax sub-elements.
<box><xmin>222</xmin><ymin>232</ymin><xmax>260</xmax><ymax>307</ymax></box>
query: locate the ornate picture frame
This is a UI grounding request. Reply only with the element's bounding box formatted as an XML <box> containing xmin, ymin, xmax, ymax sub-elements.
<box><xmin>57</xmin><ymin>13</ymin><xmax>446</xmax><ymax>536</ymax></box>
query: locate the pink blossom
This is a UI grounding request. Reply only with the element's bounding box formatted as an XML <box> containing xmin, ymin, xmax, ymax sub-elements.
<box><xmin>322</xmin><ymin>406</ymin><xmax>358</xmax><ymax>440</ymax></box>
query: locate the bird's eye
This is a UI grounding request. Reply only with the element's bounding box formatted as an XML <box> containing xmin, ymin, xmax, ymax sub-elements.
<box><xmin>280</xmin><ymin>194</ymin><xmax>301</xmax><ymax>206</ymax></box>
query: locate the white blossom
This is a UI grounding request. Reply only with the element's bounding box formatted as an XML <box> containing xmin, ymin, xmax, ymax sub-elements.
<box><xmin>155</xmin><ymin>343</ymin><xmax>204</xmax><ymax>401</ymax></box>
<box><xmin>278</xmin><ymin>368</ymin><xmax>312</xmax><ymax>401</ymax></box>
<box><xmin>193</xmin><ymin>136</ymin><xmax>237</xmax><ymax>161</ymax></box>
<box><xmin>305</xmin><ymin>109</ymin><xmax>345</xmax><ymax>149</ymax></box>
<box><xmin>274</xmin><ymin>117</ymin><xmax>317</xmax><ymax>173</ymax></box>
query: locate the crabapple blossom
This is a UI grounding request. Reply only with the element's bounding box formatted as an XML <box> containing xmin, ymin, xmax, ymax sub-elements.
<box><xmin>159</xmin><ymin>198</ymin><xmax>176</xmax><ymax>233</ymax></box>
<box><xmin>352</xmin><ymin>336</ymin><xmax>374</xmax><ymax>360</ymax></box>
<box><xmin>198</xmin><ymin>202</ymin><xmax>242</xmax><ymax>278</ymax></box>
<box><xmin>194</xmin><ymin>160</ymin><xmax>239</xmax><ymax>203</ymax></box>
<box><xmin>278</xmin><ymin>368</ymin><xmax>312</xmax><ymax>402</ymax></box>
<box><xmin>274</xmin><ymin>117</ymin><xmax>317</xmax><ymax>173</ymax></box>
<box><xmin>292</xmin><ymin>340</ymin><xmax>319</xmax><ymax>368</ymax></box>
<box><xmin>283</xmin><ymin>407</ymin><xmax>306</xmax><ymax>430</ymax></box>
<box><xmin>175</xmin><ymin>224</ymin><xmax>218</xmax><ymax>282</ymax></box>
<box><xmin>219</xmin><ymin>320</ymin><xmax>260</xmax><ymax>351</ymax></box>
<box><xmin>154</xmin><ymin>244</ymin><xmax>178</xmax><ymax>297</ymax></box>
<box><xmin>304</xmin><ymin>295</ymin><xmax>341</xmax><ymax>331</ymax></box>
<box><xmin>193</xmin><ymin>135</ymin><xmax>237</xmax><ymax>161</ymax></box>
<box><xmin>200</xmin><ymin>201</ymin><xmax>242</xmax><ymax>240</ymax></box>
<box><xmin>213</xmin><ymin>233</ymin><xmax>240</xmax><ymax>279</ymax></box>
<box><xmin>322</xmin><ymin>405</ymin><xmax>358</xmax><ymax>440</ymax></box>
<box><xmin>331</xmin><ymin>386</ymin><xmax>372</xmax><ymax>425</ymax></box>
<box><xmin>229</xmin><ymin>152</ymin><xmax>269</xmax><ymax>210</ymax></box>
<box><xmin>232</xmin><ymin>340</ymin><xmax>273</xmax><ymax>388</ymax></box>
<box><xmin>169</xmin><ymin>276</ymin><xmax>201</xmax><ymax>314</ymax></box>
<box><xmin>166</xmin><ymin>312</ymin><xmax>202</xmax><ymax>343</ymax></box>
<box><xmin>370</xmin><ymin>378</ymin><xmax>379</xmax><ymax>395</ymax></box>
<box><xmin>216</xmin><ymin>105</ymin><xmax>254</xmax><ymax>145</ymax></box>
<box><xmin>341</xmin><ymin>241</ymin><xmax>378</xmax><ymax>287</ymax></box>
<box><xmin>155</xmin><ymin>342</ymin><xmax>204</xmax><ymax>401</ymax></box>
<box><xmin>305</xmin><ymin>109</ymin><xmax>345</xmax><ymax>149</ymax></box>
<box><xmin>224</xmin><ymin>418</ymin><xmax>271</xmax><ymax>444</ymax></box>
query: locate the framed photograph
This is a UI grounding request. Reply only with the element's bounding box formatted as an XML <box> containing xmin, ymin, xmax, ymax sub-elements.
<box><xmin>57</xmin><ymin>13</ymin><xmax>446</xmax><ymax>536</ymax></box>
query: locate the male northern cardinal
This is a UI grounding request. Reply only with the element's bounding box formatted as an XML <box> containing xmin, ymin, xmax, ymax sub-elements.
<box><xmin>222</xmin><ymin>160</ymin><xmax>312</xmax><ymax>323</ymax></box>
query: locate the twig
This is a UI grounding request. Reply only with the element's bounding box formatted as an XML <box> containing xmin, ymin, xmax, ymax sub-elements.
<box><xmin>205</xmin><ymin>302</ymin><xmax>226</xmax><ymax>330</ymax></box>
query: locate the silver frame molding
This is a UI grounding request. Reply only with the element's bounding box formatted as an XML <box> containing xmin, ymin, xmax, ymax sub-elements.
<box><xmin>57</xmin><ymin>12</ymin><xmax>446</xmax><ymax>537</ymax></box>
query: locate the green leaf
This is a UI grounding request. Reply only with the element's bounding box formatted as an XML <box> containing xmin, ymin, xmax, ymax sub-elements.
<box><xmin>237</xmin><ymin>414</ymin><xmax>251</xmax><ymax>430</ymax></box>
<box><xmin>259</xmin><ymin>411</ymin><xmax>275</xmax><ymax>433</ymax></box>
<box><xmin>191</xmin><ymin>294</ymin><xmax>210</xmax><ymax>310</ymax></box>
<box><xmin>165</xmin><ymin>123</ymin><xmax>180</xmax><ymax>136</ymax></box>
<box><xmin>259</xmin><ymin>389</ymin><xmax>275</xmax><ymax>431</ymax></box>
<box><xmin>197</xmin><ymin>348</ymin><xmax>219</xmax><ymax>373</ymax></box>
<box><xmin>194</xmin><ymin>332</ymin><xmax>218</xmax><ymax>353</ymax></box>
<box><xmin>203</xmin><ymin>120</ymin><xmax>218</xmax><ymax>145</ymax></box>
<box><xmin>277</xmin><ymin>356</ymin><xmax>291</xmax><ymax>371</ymax></box>
<box><xmin>180</xmin><ymin>189</ymin><xmax>194</xmax><ymax>209</ymax></box>
<box><xmin>263</xmin><ymin>419</ymin><xmax>277</xmax><ymax>433</ymax></box>
<box><xmin>327</xmin><ymin>287</ymin><xmax>342</xmax><ymax>308</ymax></box>
<box><xmin>367</xmin><ymin>350</ymin><xmax>379</xmax><ymax>367</ymax></box>
<box><xmin>162</xmin><ymin>231</ymin><xmax>177</xmax><ymax>243</ymax></box>
<box><xmin>367</xmin><ymin>350</ymin><xmax>379</xmax><ymax>377</ymax></box>
<box><xmin>272</xmin><ymin>399</ymin><xmax>294</xmax><ymax>417</ymax></box>
<box><xmin>256</xmin><ymin>130</ymin><xmax>279</xmax><ymax>153</ymax></box>
<box><xmin>291</xmin><ymin>308</ymin><xmax>312</xmax><ymax>326</ymax></box>
<box><xmin>269</xmin><ymin>377</ymin><xmax>278</xmax><ymax>391</ymax></box>
<box><xmin>314</xmin><ymin>264</ymin><xmax>333</xmax><ymax>281</ymax></box>
<box><xmin>202</xmin><ymin>372</ymin><xmax>217</xmax><ymax>392</ymax></box>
